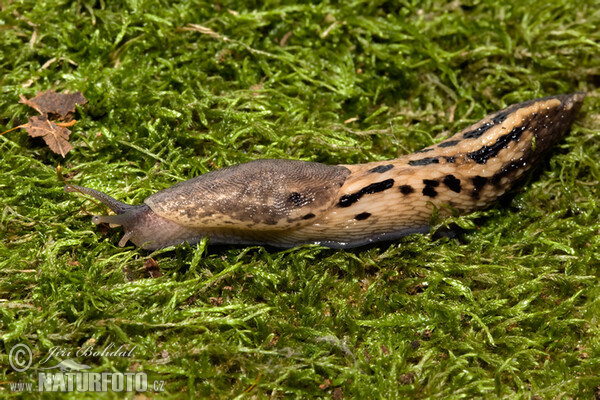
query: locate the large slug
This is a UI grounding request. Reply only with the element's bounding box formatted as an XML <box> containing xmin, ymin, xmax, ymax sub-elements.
<box><xmin>66</xmin><ymin>93</ymin><xmax>585</xmax><ymax>250</ymax></box>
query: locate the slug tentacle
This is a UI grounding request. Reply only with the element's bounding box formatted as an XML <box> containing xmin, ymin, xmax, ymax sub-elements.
<box><xmin>65</xmin><ymin>184</ymin><xmax>135</xmax><ymax>214</ymax></box>
<box><xmin>66</xmin><ymin>93</ymin><xmax>585</xmax><ymax>250</ymax></box>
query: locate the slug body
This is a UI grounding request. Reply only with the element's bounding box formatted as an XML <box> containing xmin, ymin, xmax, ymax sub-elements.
<box><xmin>66</xmin><ymin>93</ymin><xmax>585</xmax><ymax>250</ymax></box>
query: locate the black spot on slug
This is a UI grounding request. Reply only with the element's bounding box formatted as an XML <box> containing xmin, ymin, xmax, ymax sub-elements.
<box><xmin>443</xmin><ymin>175</ymin><xmax>461</xmax><ymax>193</ymax></box>
<box><xmin>355</xmin><ymin>212</ymin><xmax>371</xmax><ymax>221</ymax></box>
<box><xmin>338</xmin><ymin>193</ymin><xmax>360</xmax><ymax>207</ymax></box>
<box><xmin>368</xmin><ymin>164</ymin><xmax>394</xmax><ymax>173</ymax></box>
<box><xmin>422</xmin><ymin>179</ymin><xmax>439</xmax><ymax>198</ymax></box>
<box><xmin>422</xmin><ymin>186</ymin><xmax>437</xmax><ymax>197</ymax></box>
<box><xmin>399</xmin><ymin>185</ymin><xmax>414</xmax><ymax>195</ymax></box>
<box><xmin>472</xmin><ymin>175</ymin><xmax>487</xmax><ymax>190</ymax></box>
<box><xmin>463</xmin><ymin>122</ymin><xmax>493</xmax><ymax>139</ymax></box>
<box><xmin>438</xmin><ymin>140</ymin><xmax>460</xmax><ymax>148</ymax></box>
<box><xmin>362</xmin><ymin>179</ymin><xmax>395</xmax><ymax>194</ymax></box>
<box><xmin>466</xmin><ymin>125</ymin><xmax>527</xmax><ymax>164</ymax></box>
<box><xmin>302</xmin><ymin>213</ymin><xmax>316</xmax><ymax>220</ymax></box>
<box><xmin>415</xmin><ymin>148</ymin><xmax>434</xmax><ymax>153</ymax></box>
<box><xmin>471</xmin><ymin>175</ymin><xmax>488</xmax><ymax>198</ymax></box>
<box><xmin>491</xmin><ymin>110</ymin><xmax>511</xmax><ymax>125</ymax></box>
<box><xmin>445</xmin><ymin>156</ymin><xmax>456</xmax><ymax>163</ymax></box>
<box><xmin>338</xmin><ymin>179</ymin><xmax>395</xmax><ymax>207</ymax></box>
<box><xmin>408</xmin><ymin>157</ymin><xmax>439</xmax><ymax>166</ymax></box>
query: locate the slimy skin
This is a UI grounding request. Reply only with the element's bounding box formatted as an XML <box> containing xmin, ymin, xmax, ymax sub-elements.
<box><xmin>66</xmin><ymin>93</ymin><xmax>585</xmax><ymax>250</ymax></box>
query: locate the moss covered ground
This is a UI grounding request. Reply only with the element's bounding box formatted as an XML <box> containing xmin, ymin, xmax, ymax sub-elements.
<box><xmin>1</xmin><ymin>0</ymin><xmax>600</xmax><ymax>398</ymax></box>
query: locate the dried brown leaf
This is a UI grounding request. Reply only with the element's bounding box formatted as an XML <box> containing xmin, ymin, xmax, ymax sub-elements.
<box><xmin>24</xmin><ymin>115</ymin><xmax>72</xmax><ymax>157</ymax></box>
<box><xmin>143</xmin><ymin>258</ymin><xmax>163</xmax><ymax>278</ymax></box>
<box><xmin>19</xmin><ymin>90</ymin><xmax>87</xmax><ymax>121</ymax></box>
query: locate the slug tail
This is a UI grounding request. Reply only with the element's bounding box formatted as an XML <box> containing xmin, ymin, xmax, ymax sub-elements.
<box><xmin>65</xmin><ymin>184</ymin><xmax>135</xmax><ymax>214</ymax></box>
<box><xmin>533</xmin><ymin>92</ymin><xmax>585</xmax><ymax>154</ymax></box>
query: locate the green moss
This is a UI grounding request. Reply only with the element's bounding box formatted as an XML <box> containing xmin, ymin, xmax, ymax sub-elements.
<box><xmin>1</xmin><ymin>0</ymin><xmax>600</xmax><ymax>398</ymax></box>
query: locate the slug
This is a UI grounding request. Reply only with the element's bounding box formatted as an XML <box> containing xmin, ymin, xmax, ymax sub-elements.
<box><xmin>66</xmin><ymin>93</ymin><xmax>585</xmax><ymax>250</ymax></box>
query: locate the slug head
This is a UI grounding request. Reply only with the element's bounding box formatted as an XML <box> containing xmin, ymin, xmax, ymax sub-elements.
<box><xmin>65</xmin><ymin>184</ymin><xmax>194</xmax><ymax>249</ymax></box>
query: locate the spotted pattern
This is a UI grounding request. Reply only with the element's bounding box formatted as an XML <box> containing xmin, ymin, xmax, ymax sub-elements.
<box><xmin>438</xmin><ymin>140</ymin><xmax>460</xmax><ymax>148</ymax></box>
<box><xmin>443</xmin><ymin>175</ymin><xmax>461</xmax><ymax>193</ymax></box>
<box><xmin>338</xmin><ymin>179</ymin><xmax>395</xmax><ymax>207</ymax></box>
<box><xmin>355</xmin><ymin>212</ymin><xmax>371</xmax><ymax>220</ymax></box>
<box><xmin>399</xmin><ymin>185</ymin><xmax>414</xmax><ymax>195</ymax></box>
<box><xmin>422</xmin><ymin>179</ymin><xmax>440</xmax><ymax>197</ymax></box>
<box><xmin>368</xmin><ymin>164</ymin><xmax>394</xmax><ymax>173</ymax></box>
<box><xmin>408</xmin><ymin>157</ymin><xmax>439</xmax><ymax>166</ymax></box>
